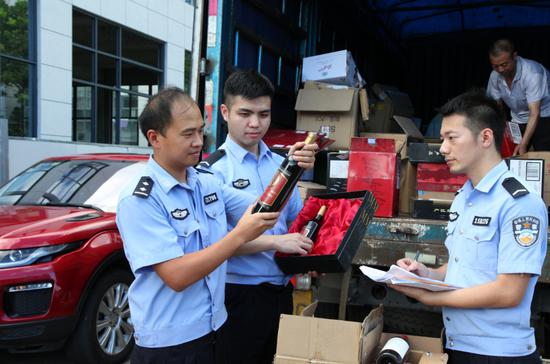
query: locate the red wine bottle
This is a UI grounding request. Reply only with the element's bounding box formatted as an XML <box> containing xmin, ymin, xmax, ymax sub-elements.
<box><xmin>253</xmin><ymin>132</ymin><xmax>317</xmax><ymax>213</ymax></box>
<box><xmin>300</xmin><ymin>205</ymin><xmax>327</xmax><ymax>241</ymax></box>
<box><xmin>376</xmin><ymin>337</ymin><xmax>409</xmax><ymax>364</ymax></box>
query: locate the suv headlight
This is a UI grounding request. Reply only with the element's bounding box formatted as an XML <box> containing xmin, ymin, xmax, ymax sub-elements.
<box><xmin>0</xmin><ymin>244</ymin><xmax>79</xmax><ymax>268</ymax></box>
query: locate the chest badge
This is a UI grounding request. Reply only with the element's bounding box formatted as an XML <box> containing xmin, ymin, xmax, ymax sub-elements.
<box><xmin>472</xmin><ymin>216</ymin><xmax>491</xmax><ymax>226</ymax></box>
<box><xmin>232</xmin><ymin>178</ymin><xmax>250</xmax><ymax>189</ymax></box>
<box><xmin>204</xmin><ymin>193</ymin><xmax>218</xmax><ymax>205</ymax></box>
<box><xmin>171</xmin><ymin>208</ymin><xmax>189</xmax><ymax>220</ymax></box>
<box><xmin>449</xmin><ymin>211</ymin><xmax>460</xmax><ymax>222</ymax></box>
<box><xmin>513</xmin><ymin>216</ymin><xmax>540</xmax><ymax>247</ymax></box>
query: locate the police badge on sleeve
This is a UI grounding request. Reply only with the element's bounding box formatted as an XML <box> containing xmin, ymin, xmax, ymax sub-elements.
<box><xmin>513</xmin><ymin>216</ymin><xmax>540</xmax><ymax>247</ymax></box>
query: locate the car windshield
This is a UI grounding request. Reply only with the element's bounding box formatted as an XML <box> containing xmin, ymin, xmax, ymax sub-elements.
<box><xmin>0</xmin><ymin>159</ymin><xmax>147</xmax><ymax>212</ymax></box>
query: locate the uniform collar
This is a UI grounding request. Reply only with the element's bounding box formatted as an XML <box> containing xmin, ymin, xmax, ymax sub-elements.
<box><xmin>513</xmin><ymin>56</ymin><xmax>524</xmax><ymax>84</ymax></box>
<box><xmin>224</xmin><ymin>135</ymin><xmax>272</xmax><ymax>163</ymax></box>
<box><xmin>498</xmin><ymin>56</ymin><xmax>523</xmax><ymax>85</ymax></box>
<box><xmin>148</xmin><ymin>156</ymin><xmax>198</xmax><ymax>194</ymax></box>
<box><xmin>473</xmin><ymin>160</ymin><xmax>508</xmax><ymax>193</ymax></box>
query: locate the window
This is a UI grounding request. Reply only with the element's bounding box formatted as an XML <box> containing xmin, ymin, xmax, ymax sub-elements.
<box><xmin>0</xmin><ymin>0</ymin><xmax>36</xmax><ymax>137</ymax></box>
<box><xmin>72</xmin><ymin>9</ymin><xmax>163</xmax><ymax>146</ymax></box>
<box><xmin>184</xmin><ymin>50</ymin><xmax>192</xmax><ymax>92</ymax></box>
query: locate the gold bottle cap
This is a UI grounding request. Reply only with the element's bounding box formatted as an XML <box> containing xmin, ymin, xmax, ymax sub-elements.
<box><xmin>304</xmin><ymin>132</ymin><xmax>318</xmax><ymax>144</ymax></box>
<box><xmin>318</xmin><ymin>205</ymin><xmax>327</xmax><ymax>216</ymax></box>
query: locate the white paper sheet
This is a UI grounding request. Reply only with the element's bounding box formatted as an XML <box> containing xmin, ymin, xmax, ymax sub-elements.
<box><xmin>359</xmin><ymin>265</ymin><xmax>461</xmax><ymax>292</ymax></box>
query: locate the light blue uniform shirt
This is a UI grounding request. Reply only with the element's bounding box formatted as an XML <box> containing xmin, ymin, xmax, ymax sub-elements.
<box><xmin>487</xmin><ymin>56</ymin><xmax>550</xmax><ymax>124</ymax></box>
<box><xmin>116</xmin><ymin>157</ymin><xmax>251</xmax><ymax>348</ymax></box>
<box><xmin>443</xmin><ymin>161</ymin><xmax>547</xmax><ymax>356</ymax></box>
<box><xmin>206</xmin><ymin>136</ymin><xmax>303</xmax><ymax>285</ymax></box>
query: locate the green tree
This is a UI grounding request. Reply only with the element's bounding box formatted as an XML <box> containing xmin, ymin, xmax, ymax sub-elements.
<box><xmin>0</xmin><ymin>0</ymin><xmax>30</xmax><ymax>136</ymax></box>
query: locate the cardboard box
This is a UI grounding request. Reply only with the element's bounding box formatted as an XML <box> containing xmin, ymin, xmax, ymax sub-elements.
<box><xmin>509</xmin><ymin>153</ymin><xmax>548</xmax><ymax>205</ymax></box>
<box><xmin>416</xmin><ymin>163</ymin><xmax>467</xmax><ymax>193</ymax></box>
<box><xmin>297</xmin><ymin>181</ymin><xmax>326</xmax><ymax>202</ymax></box>
<box><xmin>408</xmin><ymin>142</ymin><xmax>445</xmax><ymax>164</ymax></box>
<box><xmin>347</xmin><ymin>138</ymin><xmax>399</xmax><ymax>217</ymax></box>
<box><xmin>417</xmin><ymin>190</ymin><xmax>456</xmax><ymax>201</ymax></box>
<box><xmin>275</xmin><ymin>305</ymin><xmax>447</xmax><ymax>364</ymax></box>
<box><xmin>327</xmin><ymin>151</ymin><xmax>349</xmax><ymax>193</ymax></box>
<box><xmin>400</xmin><ymin>160</ymin><xmax>417</xmax><ymax>215</ymax></box>
<box><xmin>274</xmin><ymin>190</ymin><xmax>378</xmax><ymax>273</ymax></box>
<box><xmin>359</xmin><ymin>115</ymin><xmax>423</xmax><ymax>159</ymax></box>
<box><xmin>295</xmin><ymin>85</ymin><xmax>361</xmax><ymax>150</ymax></box>
<box><xmin>301</xmin><ymin>50</ymin><xmax>364</xmax><ymax>87</ymax></box>
<box><xmin>263</xmin><ymin>128</ymin><xmax>335</xmax><ymax>150</ymax></box>
<box><xmin>364</xmin><ymin>84</ymin><xmax>415</xmax><ymax>133</ymax></box>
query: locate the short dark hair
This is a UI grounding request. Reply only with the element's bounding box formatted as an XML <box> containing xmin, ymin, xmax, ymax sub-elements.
<box><xmin>139</xmin><ymin>87</ymin><xmax>194</xmax><ymax>138</ymax></box>
<box><xmin>439</xmin><ymin>90</ymin><xmax>505</xmax><ymax>151</ymax></box>
<box><xmin>489</xmin><ymin>39</ymin><xmax>516</xmax><ymax>57</ymax></box>
<box><xmin>223</xmin><ymin>69</ymin><xmax>274</xmax><ymax>107</ymax></box>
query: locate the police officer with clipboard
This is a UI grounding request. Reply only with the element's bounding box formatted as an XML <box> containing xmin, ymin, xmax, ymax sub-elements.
<box><xmin>393</xmin><ymin>90</ymin><xmax>547</xmax><ymax>363</ymax></box>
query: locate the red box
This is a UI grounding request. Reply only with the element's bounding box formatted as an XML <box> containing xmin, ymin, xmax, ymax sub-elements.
<box><xmin>416</xmin><ymin>163</ymin><xmax>467</xmax><ymax>192</ymax></box>
<box><xmin>501</xmin><ymin>125</ymin><xmax>516</xmax><ymax>159</ymax></box>
<box><xmin>263</xmin><ymin>128</ymin><xmax>334</xmax><ymax>150</ymax></box>
<box><xmin>346</xmin><ymin>137</ymin><xmax>399</xmax><ymax>217</ymax></box>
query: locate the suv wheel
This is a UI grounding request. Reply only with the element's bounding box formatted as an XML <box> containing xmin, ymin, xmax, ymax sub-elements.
<box><xmin>66</xmin><ymin>269</ymin><xmax>134</xmax><ymax>363</ymax></box>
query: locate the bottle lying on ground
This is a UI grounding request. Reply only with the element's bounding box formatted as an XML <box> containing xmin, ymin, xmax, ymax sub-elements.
<box><xmin>300</xmin><ymin>205</ymin><xmax>327</xmax><ymax>241</ymax></box>
<box><xmin>252</xmin><ymin>132</ymin><xmax>318</xmax><ymax>213</ymax></box>
<box><xmin>376</xmin><ymin>336</ymin><xmax>410</xmax><ymax>364</ymax></box>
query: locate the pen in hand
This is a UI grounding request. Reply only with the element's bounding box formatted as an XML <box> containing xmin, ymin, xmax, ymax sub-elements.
<box><xmin>413</xmin><ymin>250</ymin><xmax>421</xmax><ymax>262</ymax></box>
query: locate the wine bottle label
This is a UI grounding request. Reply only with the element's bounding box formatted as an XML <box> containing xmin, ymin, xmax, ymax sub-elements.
<box><xmin>380</xmin><ymin>337</ymin><xmax>408</xmax><ymax>359</ymax></box>
<box><xmin>259</xmin><ymin>172</ymin><xmax>289</xmax><ymax>206</ymax></box>
<box><xmin>300</xmin><ymin>224</ymin><xmax>312</xmax><ymax>236</ymax></box>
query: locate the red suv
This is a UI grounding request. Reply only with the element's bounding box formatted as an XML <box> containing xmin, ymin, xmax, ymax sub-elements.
<box><xmin>0</xmin><ymin>153</ymin><xmax>148</xmax><ymax>363</ymax></box>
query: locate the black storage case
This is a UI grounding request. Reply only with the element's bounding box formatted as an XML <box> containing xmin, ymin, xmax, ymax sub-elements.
<box><xmin>275</xmin><ymin>190</ymin><xmax>378</xmax><ymax>273</ymax></box>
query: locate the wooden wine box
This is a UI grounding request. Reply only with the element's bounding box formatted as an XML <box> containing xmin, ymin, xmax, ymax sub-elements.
<box><xmin>274</xmin><ymin>190</ymin><xmax>377</xmax><ymax>273</ymax></box>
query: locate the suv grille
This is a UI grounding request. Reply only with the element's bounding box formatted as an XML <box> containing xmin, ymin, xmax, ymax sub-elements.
<box><xmin>4</xmin><ymin>287</ymin><xmax>53</xmax><ymax>317</ymax></box>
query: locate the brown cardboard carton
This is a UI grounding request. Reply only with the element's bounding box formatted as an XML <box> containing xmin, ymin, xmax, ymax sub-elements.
<box><xmin>275</xmin><ymin>305</ymin><xmax>448</xmax><ymax>364</ymax></box>
<box><xmin>297</xmin><ymin>181</ymin><xmax>326</xmax><ymax>203</ymax></box>
<box><xmin>400</xmin><ymin>159</ymin><xmax>417</xmax><ymax>215</ymax></box>
<box><xmin>359</xmin><ymin>115</ymin><xmax>423</xmax><ymax>160</ymax></box>
<box><xmin>295</xmin><ymin>85</ymin><xmax>360</xmax><ymax>150</ymax></box>
<box><xmin>515</xmin><ymin>152</ymin><xmax>549</xmax><ymax>206</ymax></box>
<box><xmin>417</xmin><ymin>190</ymin><xmax>456</xmax><ymax>201</ymax></box>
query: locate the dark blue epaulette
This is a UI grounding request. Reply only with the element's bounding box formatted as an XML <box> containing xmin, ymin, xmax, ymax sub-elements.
<box><xmin>198</xmin><ymin>149</ymin><xmax>225</xmax><ymax>169</ymax></box>
<box><xmin>502</xmin><ymin>177</ymin><xmax>529</xmax><ymax>198</ymax></box>
<box><xmin>133</xmin><ymin>176</ymin><xmax>154</xmax><ymax>198</ymax></box>
<box><xmin>195</xmin><ymin>167</ymin><xmax>213</xmax><ymax>174</ymax></box>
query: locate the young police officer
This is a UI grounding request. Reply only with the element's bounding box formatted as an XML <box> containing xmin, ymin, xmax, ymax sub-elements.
<box><xmin>116</xmin><ymin>88</ymin><xmax>280</xmax><ymax>364</ymax></box>
<box><xmin>394</xmin><ymin>90</ymin><xmax>547</xmax><ymax>363</ymax></box>
<box><xmin>200</xmin><ymin>69</ymin><xmax>317</xmax><ymax>364</ymax></box>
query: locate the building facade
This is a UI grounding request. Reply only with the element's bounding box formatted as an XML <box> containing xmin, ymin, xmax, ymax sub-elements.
<box><xmin>1</xmin><ymin>0</ymin><xmax>197</xmax><ymax>178</ymax></box>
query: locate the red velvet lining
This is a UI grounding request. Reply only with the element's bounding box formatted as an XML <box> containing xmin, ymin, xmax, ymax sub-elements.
<box><xmin>283</xmin><ymin>197</ymin><xmax>362</xmax><ymax>256</ymax></box>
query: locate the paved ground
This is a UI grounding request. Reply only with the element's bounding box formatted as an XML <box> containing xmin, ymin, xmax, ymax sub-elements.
<box><xmin>0</xmin><ymin>350</ymin><xmax>131</xmax><ymax>363</ymax></box>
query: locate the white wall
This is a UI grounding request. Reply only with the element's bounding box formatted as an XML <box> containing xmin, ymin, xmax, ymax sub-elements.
<box><xmin>8</xmin><ymin>0</ymin><xmax>195</xmax><ymax>178</ymax></box>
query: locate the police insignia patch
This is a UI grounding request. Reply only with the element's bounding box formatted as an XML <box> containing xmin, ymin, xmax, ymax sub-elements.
<box><xmin>171</xmin><ymin>208</ymin><xmax>189</xmax><ymax>220</ymax></box>
<box><xmin>449</xmin><ymin>211</ymin><xmax>460</xmax><ymax>222</ymax></box>
<box><xmin>232</xmin><ymin>178</ymin><xmax>250</xmax><ymax>189</ymax></box>
<box><xmin>513</xmin><ymin>216</ymin><xmax>540</xmax><ymax>247</ymax></box>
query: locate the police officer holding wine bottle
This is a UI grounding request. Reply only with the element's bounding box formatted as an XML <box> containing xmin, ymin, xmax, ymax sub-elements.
<box><xmin>200</xmin><ymin>69</ymin><xmax>318</xmax><ymax>364</ymax></box>
<box><xmin>116</xmin><ymin>88</ymin><xmax>280</xmax><ymax>364</ymax></box>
